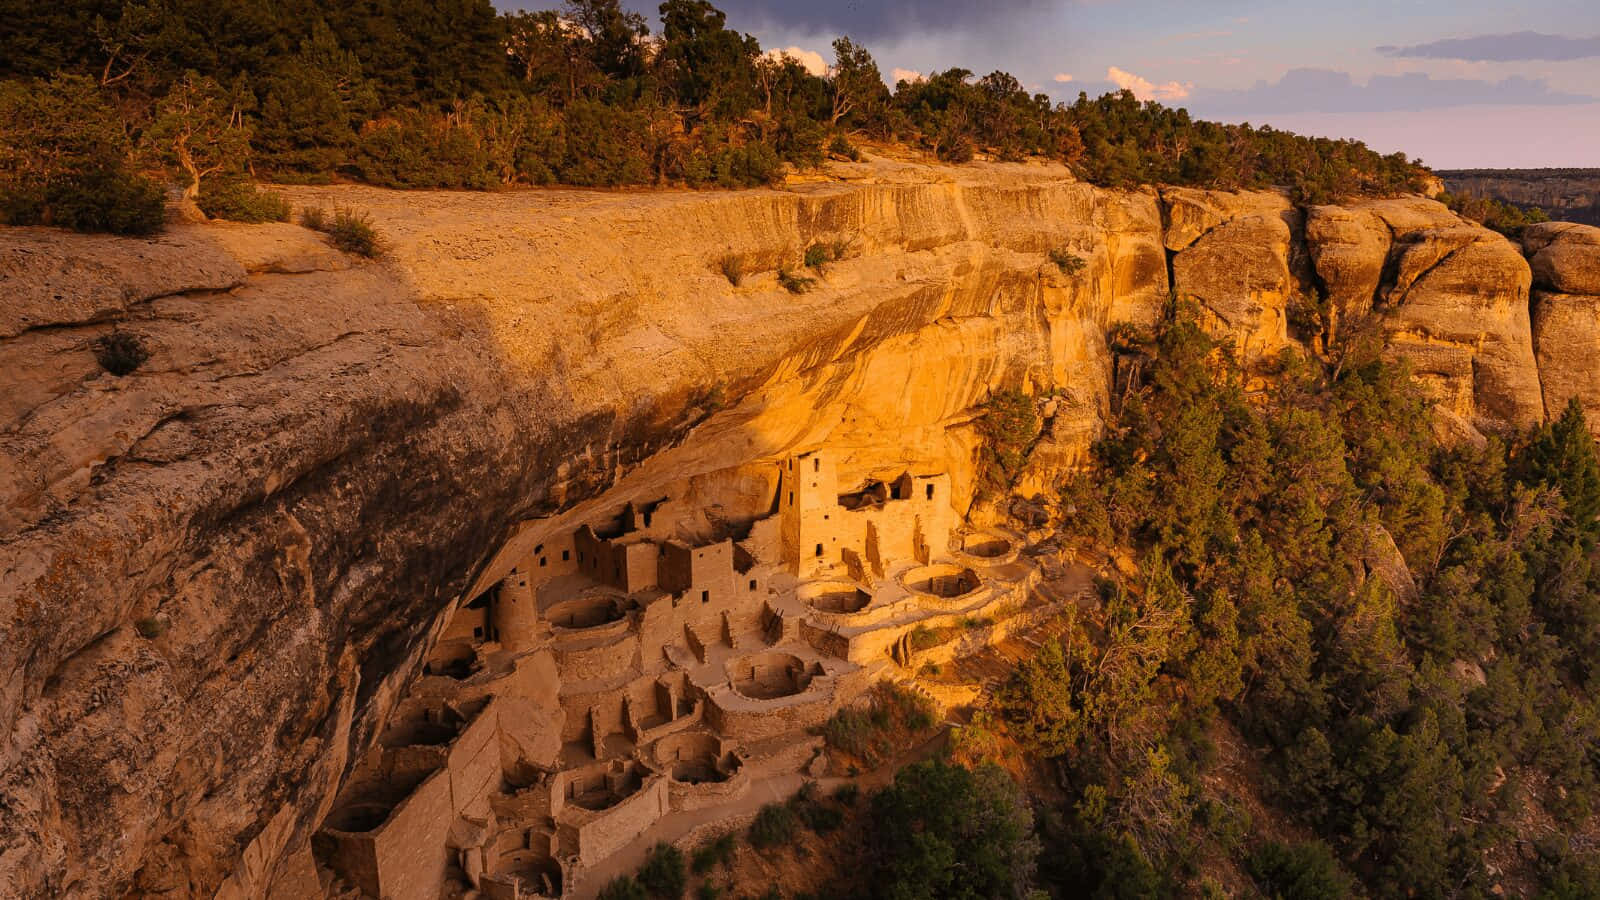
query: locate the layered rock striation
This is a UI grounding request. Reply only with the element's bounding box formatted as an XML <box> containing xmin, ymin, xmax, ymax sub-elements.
<box><xmin>0</xmin><ymin>159</ymin><xmax>1590</xmax><ymax>897</ymax></box>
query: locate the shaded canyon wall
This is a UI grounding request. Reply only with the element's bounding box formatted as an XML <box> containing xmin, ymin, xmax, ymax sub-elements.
<box><xmin>1</xmin><ymin>161</ymin><xmax>1595</xmax><ymax>897</ymax></box>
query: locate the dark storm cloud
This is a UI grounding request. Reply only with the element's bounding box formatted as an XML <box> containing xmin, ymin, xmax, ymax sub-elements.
<box><xmin>1189</xmin><ymin>68</ymin><xmax>1596</xmax><ymax>117</ymax></box>
<box><xmin>1378</xmin><ymin>31</ymin><xmax>1600</xmax><ymax>62</ymax></box>
<box><xmin>715</xmin><ymin>0</ymin><xmax>1053</xmax><ymax>40</ymax></box>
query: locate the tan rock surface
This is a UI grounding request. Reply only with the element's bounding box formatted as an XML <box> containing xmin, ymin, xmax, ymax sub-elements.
<box><xmin>1525</xmin><ymin>222</ymin><xmax>1600</xmax><ymax>424</ymax></box>
<box><xmin>1305</xmin><ymin>197</ymin><xmax>1542</xmax><ymax>431</ymax></box>
<box><xmin>0</xmin><ymin>160</ymin><xmax>1161</xmax><ymax>898</ymax></box>
<box><xmin>1164</xmin><ymin>188</ymin><xmax>1307</xmax><ymax>363</ymax></box>
<box><xmin>0</xmin><ymin>162</ymin><xmax>1562</xmax><ymax>898</ymax></box>
<box><xmin>0</xmin><ymin>226</ymin><xmax>246</xmax><ymax>338</ymax></box>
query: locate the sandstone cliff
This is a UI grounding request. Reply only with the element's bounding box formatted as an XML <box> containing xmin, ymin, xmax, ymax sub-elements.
<box><xmin>1527</xmin><ymin>221</ymin><xmax>1600</xmax><ymax>423</ymax></box>
<box><xmin>0</xmin><ymin>159</ymin><xmax>1585</xmax><ymax>898</ymax></box>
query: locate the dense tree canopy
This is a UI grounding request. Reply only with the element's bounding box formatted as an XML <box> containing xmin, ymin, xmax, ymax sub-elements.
<box><xmin>0</xmin><ymin>0</ymin><xmax>1430</xmax><ymax>231</ymax></box>
<box><xmin>981</xmin><ymin>306</ymin><xmax>1600</xmax><ymax>897</ymax></box>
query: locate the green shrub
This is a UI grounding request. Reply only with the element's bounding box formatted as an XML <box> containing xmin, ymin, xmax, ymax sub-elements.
<box><xmin>1440</xmin><ymin>190</ymin><xmax>1550</xmax><ymax>238</ymax></box>
<box><xmin>793</xmin><ymin>795</ymin><xmax>844</xmax><ymax>835</ymax></box>
<box><xmin>598</xmin><ymin>876</ymin><xmax>649</xmax><ymax>900</ymax></box>
<box><xmin>691</xmin><ymin>831</ymin><xmax>737</xmax><ymax>875</ymax></box>
<box><xmin>307</xmin><ymin>206</ymin><xmax>383</xmax><ymax>258</ymax></box>
<box><xmin>832</xmin><ymin>783</ymin><xmax>860</xmax><ymax>806</ymax></box>
<box><xmin>804</xmin><ymin>243</ymin><xmax>832</xmax><ymax>270</ymax></box>
<box><xmin>134</xmin><ymin>617</ymin><xmax>167</xmax><ymax>639</ymax></box>
<box><xmin>694</xmin><ymin>883</ymin><xmax>722</xmax><ymax>900</ymax></box>
<box><xmin>747</xmin><ymin>801</ymin><xmax>799</xmax><ymax>849</ymax></box>
<box><xmin>636</xmin><ymin>842</ymin><xmax>686</xmax><ymax>899</ymax></box>
<box><xmin>0</xmin><ymin>76</ymin><xmax>167</xmax><ymax>235</ymax></box>
<box><xmin>828</xmin><ymin>134</ymin><xmax>861</xmax><ymax>161</ymax></box>
<box><xmin>43</xmin><ymin>170</ymin><xmax>167</xmax><ymax>235</ymax></box>
<box><xmin>198</xmin><ymin>175</ymin><xmax>291</xmax><ymax>223</ymax></box>
<box><xmin>1247</xmin><ymin>841</ymin><xmax>1356</xmax><ymax>900</ymax></box>
<box><xmin>821</xmin><ymin>682</ymin><xmax>937</xmax><ymax>766</ymax></box>
<box><xmin>354</xmin><ymin>110</ymin><xmax>496</xmax><ymax>189</ymax></box>
<box><xmin>94</xmin><ymin>331</ymin><xmax>150</xmax><ymax>376</ymax></box>
<box><xmin>557</xmin><ymin>100</ymin><xmax>653</xmax><ymax>187</ymax></box>
<box><xmin>976</xmin><ymin>388</ymin><xmax>1041</xmax><ymax>497</ymax></box>
<box><xmin>908</xmin><ymin>625</ymin><xmax>943</xmax><ymax>650</ymax></box>
<box><xmin>1049</xmin><ymin>248</ymin><xmax>1085</xmax><ymax>275</ymax></box>
<box><xmin>718</xmin><ymin>253</ymin><xmax>744</xmax><ymax>286</ymax></box>
<box><xmin>869</xmin><ymin>761</ymin><xmax>1039</xmax><ymax>899</ymax></box>
<box><xmin>777</xmin><ymin>265</ymin><xmax>816</xmax><ymax>294</ymax></box>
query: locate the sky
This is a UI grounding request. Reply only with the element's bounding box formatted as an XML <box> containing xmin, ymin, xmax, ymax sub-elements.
<box><xmin>590</xmin><ymin>0</ymin><xmax>1600</xmax><ymax>168</ymax></box>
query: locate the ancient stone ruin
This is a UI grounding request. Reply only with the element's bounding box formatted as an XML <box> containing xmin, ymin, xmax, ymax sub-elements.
<box><xmin>307</xmin><ymin>450</ymin><xmax>1046</xmax><ymax>897</ymax></box>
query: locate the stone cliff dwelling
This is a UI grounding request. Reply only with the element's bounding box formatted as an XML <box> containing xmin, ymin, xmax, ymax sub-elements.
<box><xmin>308</xmin><ymin>450</ymin><xmax>1049</xmax><ymax>898</ymax></box>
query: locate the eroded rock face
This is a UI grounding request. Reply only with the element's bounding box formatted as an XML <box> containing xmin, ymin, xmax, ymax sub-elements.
<box><xmin>0</xmin><ymin>163</ymin><xmax>1573</xmax><ymax>897</ymax></box>
<box><xmin>1526</xmin><ymin>222</ymin><xmax>1600</xmax><ymax>426</ymax></box>
<box><xmin>1303</xmin><ymin>198</ymin><xmax>1542</xmax><ymax>432</ymax></box>
<box><xmin>1163</xmin><ymin>188</ymin><xmax>1309</xmax><ymax>364</ymax></box>
<box><xmin>0</xmin><ymin>162</ymin><xmax>1161</xmax><ymax>898</ymax></box>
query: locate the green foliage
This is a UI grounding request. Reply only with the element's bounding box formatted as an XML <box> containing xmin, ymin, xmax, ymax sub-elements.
<box><xmin>0</xmin><ymin>1</ymin><xmax>1429</xmax><ymax>199</ymax></box>
<box><xmin>145</xmin><ymin>71</ymin><xmax>253</xmax><ymax>198</ymax></box>
<box><xmin>198</xmin><ymin>175</ymin><xmax>291</xmax><ymax>222</ymax></box>
<box><xmin>1047</xmin><ymin>303</ymin><xmax>1600</xmax><ymax>897</ymax></box>
<box><xmin>94</xmin><ymin>331</ymin><xmax>150</xmax><ymax>376</ymax></box>
<box><xmin>993</xmin><ymin>638</ymin><xmax>1081</xmax><ymax>757</ymax></box>
<box><xmin>717</xmin><ymin>253</ymin><xmax>745</xmax><ymax>286</ymax></box>
<box><xmin>0</xmin><ymin>75</ymin><xmax>166</xmax><ymax>234</ymax></box>
<box><xmin>977</xmin><ymin>388</ymin><xmax>1042</xmax><ymax>497</ymax></box>
<box><xmin>777</xmin><ymin>265</ymin><xmax>816</xmax><ymax>294</ymax></box>
<box><xmin>828</xmin><ymin>134</ymin><xmax>861</xmax><ymax>161</ymax></box>
<box><xmin>791</xmin><ymin>784</ymin><xmax>846</xmax><ymax>835</ymax></box>
<box><xmin>1050</xmin><ymin>248</ymin><xmax>1086</xmax><ymax>274</ymax></box>
<box><xmin>354</xmin><ymin>109</ymin><xmax>496</xmax><ymax>189</ymax></box>
<box><xmin>20</xmin><ymin>168</ymin><xmax>168</xmax><ymax>235</ymax></box>
<box><xmin>599</xmin><ymin>876</ymin><xmax>650</xmax><ymax>900</ymax></box>
<box><xmin>803</xmin><ymin>242</ymin><xmax>831</xmax><ymax>270</ymax></box>
<box><xmin>690</xmin><ymin>831</ymin><xmax>736</xmax><ymax>875</ymax></box>
<box><xmin>636</xmin><ymin>842</ymin><xmax>686</xmax><ymax>899</ymax></box>
<box><xmin>821</xmin><ymin>682</ymin><xmax>937</xmax><ymax>767</ymax></box>
<box><xmin>867</xmin><ymin>760</ymin><xmax>1040</xmax><ymax>900</ymax></box>
<box><xmin>1441</xmin><ymin>190</ymin><xmax>1550</xmax><ymax>237</ymax></box>
<box><xmin>1248</xmin><ymin>841</ymin><xmax>1357</xmax><ymax>900</ymax></box>
<box><xmin>747</xmin><ymin>801</ymin><xmax>798</xmax><ymax>850</ymax></box>
<box><xmin>304</xmin><ymin>206</ymin><xmax>382</xmax><ymax>257</ymax></box>
<box><xmin>1064</xmin><ymin>90</ymin><xmax>1425</xmax><ymax>202</ymax></box>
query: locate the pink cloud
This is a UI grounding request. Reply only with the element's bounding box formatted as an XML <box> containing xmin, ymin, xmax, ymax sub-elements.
<box><xmin>765</xmin><ymin>46</ymin><xmax>828</xmax><ymax>77</ymax></box>
<box><xmin>1106</xmin><ymin>66</ymin><xmax>1194</xmax><ymax>101</ymax></box>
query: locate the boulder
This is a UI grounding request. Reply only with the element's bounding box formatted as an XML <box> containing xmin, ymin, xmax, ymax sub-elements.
<box><xmin>1165</xmin><ymin>188</ymin><xmax>1307</xmax><ymax>363</ymax></box>
<box><xmin>1304</xmin><ymin>198</ymin><xmax>1542</xmax><ymax>432</ymax></box>
<box><xmin>1525</xmin><ymin>222</ymin><xmax>1600</xmax><ymax>425</ymax></box>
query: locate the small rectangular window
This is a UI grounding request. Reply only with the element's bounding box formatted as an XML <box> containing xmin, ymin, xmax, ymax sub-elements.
<box><xmin>539</xmin><ymin>557</ymin><xmax>547</xmax><ymax>567</ymax></box>
<box><xmin>473</xmin><ymin>626</ymin><xmax>483</xmax><ymax>639</ymax></box>
<box><xmin>701</xmin><ymin>590</ymin><xmax>710</xmax><ymax>603</ymax></box>
<box><xmin>926</xmin><ymin>484</ymin><xmax>935</xmax><ymax>500</ymax></box>
<box><xmin>749</xmin><ymin>579</ymin><xmax>758</xmax><ymax>591</ymax></box>
<box><xmin>815</xmin><ymin>543</ymin><xmax>823</xmax><ymax>557</ymax></box>
<box><xmin>562</xmin><ymin>549</ymin><xmax>570</xmax><ymax>561</ymax></box>
<box><xmin>813</xmin><ymin>458</ymin><xmax>820</xmax><ymax>472</ymax></box>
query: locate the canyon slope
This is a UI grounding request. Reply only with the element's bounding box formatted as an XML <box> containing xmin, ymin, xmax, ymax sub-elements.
<box><xmin>1</xmin><ymin>158</ymin><xmax>1595</xmax><ymax>898</ymax></box>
